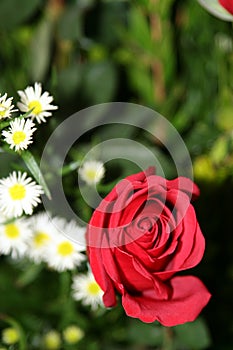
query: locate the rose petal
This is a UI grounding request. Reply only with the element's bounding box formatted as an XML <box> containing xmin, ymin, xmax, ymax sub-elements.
<box><xmin>160</xmin><ymin>205</ymin><xmax>205</xmax><ymax>275</ymax></box>
<box><xmin>87</xmin><ymin>235</ymin><xmax>117</xmax><ymax>307</ymax></box>
<box><xmin>122</xmin><ymin>275</ymin><xmax>211</xmax><ymax>326</ymax></box>
<box><xmin>219</xmin><ymin>0</ymin><xmax>233</xmax><ymax>15</ymax></box>
<box><xmin>166</xmin><ymin>177</ymin><xmax>200</xmax><ymax>201</ymax></box>
<box><xmin>112</xmin><ymin>248</ymin><xmax>154</xmax><ymax>291</ymax></box>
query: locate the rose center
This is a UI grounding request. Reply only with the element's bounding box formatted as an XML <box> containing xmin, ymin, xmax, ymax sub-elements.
<box><xmin>138</xmin><ymin>217</ymin><xmax>153</xmax><ymax>231</ymax></box>
<box><xmin>28</xmin><ymin>100</ymin><xmax>42</xmax><ymax>115</ymax></box>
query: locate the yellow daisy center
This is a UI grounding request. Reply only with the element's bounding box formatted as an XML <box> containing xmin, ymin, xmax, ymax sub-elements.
<box><xmin>87</xmin><ymin>281</ymin><xmax>101</xmax><ymax>295</ymax></box>
<box><xmin>85</xmin><ymin>169</ymin><xmax>98</xmax><ymax>181</ymax></box>
<box><xmin>9</xmin><ymin>184</ymin><xmax>26</xmax><ymax>200</ymax></box>
<box><xmin>34</xmin><ymin>231</ymin><xmax>50</xmax><ymax>247</ymax></box>
<box><xmin>0</xmin><ymin>104</ymin><xmax>7</xmax><ymax>117</ymax></box>
<box><xmin>57</xmin><ymin>241</ymin><xmax>74</xmax><ymax>256</ymax></box>
<box><xmin>28</xmin><ymin>100</ymin><xmax>42</xmax><ymax>115</ymax></box>
<box><xmin>12</xmin><ymin>131</ymin><xmax>26</xmax><ymax>145</ymax></box>
<box><xmin>4</xmin><ymin>224</ymin><xmax>20</xmax><ymax>239</ymax></box>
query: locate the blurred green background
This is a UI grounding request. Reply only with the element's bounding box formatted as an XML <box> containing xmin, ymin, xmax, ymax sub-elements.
<box><xmin>0</xmin><ymin>0</ymin><xmax>233</xmax><ymax>349</ymax></box>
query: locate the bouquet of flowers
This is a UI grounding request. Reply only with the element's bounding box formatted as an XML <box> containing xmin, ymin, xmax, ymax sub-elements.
<box><xmin>0</xmin><ymin>81</ymin><xmax>211</xmax><ymax>349</ymax></box>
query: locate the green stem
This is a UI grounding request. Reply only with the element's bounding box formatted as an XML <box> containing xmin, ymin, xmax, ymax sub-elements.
<box><xmin>58</xmin><ymin>271</ymin><xmax>74</xmax><ymax>328</ymax></box>
<box><xmin>0</xmin><ymin>110</ymin><xmax>34</xmax><ymax>131</ymax></box>
<box><xmin>162</xmin><ymin>327</ymin><xmax>174</xmax><ymax>350</ymax></box>
<box><xmin>59</xmin><ymin>271</ymin><xmax>71</xmax><ymax>298</ymax></box>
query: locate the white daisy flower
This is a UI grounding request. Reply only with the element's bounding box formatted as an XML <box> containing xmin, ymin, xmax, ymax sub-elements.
<box><xmin>45</xmin><ymin>235</ymin><xmax>85</xmax><ymax>272</ymax></box>
<box><xmin>0</xmin><ymin>93</ymin><xmax>17</xmax><ymax>120</ymax></box>
<box><xmin>0</xmin><ymin>216</ymin><xmax>32</xmax><ymax>258</ymax></box>
<box><xmin>72</xmin><ymin>270</ymin><xmax>104</xmax><ymax>310</ymax></box>
<box><xmin>44</xmin><ymin>217</ymin><xmax>85</xmax><ymax>272</ymax></box>
<box><xmin>78</xmin><ymin>160</ymin><xmax>105</xmax><ymax>186</ymax></box>
<box><xmin>55</xmin><ymin>218</ymin><xmax>86</xmax><ymax>249</ymax></box>
<box><xmin>2</xmin><ymin>118</ymin><xmax>37</xmax><ymax>152</ymax></box>
<box><xmin>27</xmin><ymin>212</ymin><xmax>57</xmax><ymax>263</ymax></box>
<box><xmin>0</xmin><ymin>171</ymin><xmax>44</xmax><ymax>218</ymax></box>
<box><xmin>17</xmin><ymin>82</ymin><xmax>58</xmax><ymax>124</ymax></box>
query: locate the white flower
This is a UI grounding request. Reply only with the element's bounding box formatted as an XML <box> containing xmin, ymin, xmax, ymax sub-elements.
<box><xmin>78</xmin><ymin>160</ymin><xmax>105</xmax><ymax>186</ymax></box>
<box><xmin>0</xmin><ymin>216</ymin><xmax>32</xmax><ymax>258</ymax></box>
<box><xmin>44</xmin><ymin>217</ymin><xmax>85</xmax><ymax>272</ymax></box>
<box><xmin>17</xmin><ymin>82</ymin><xmax>58</xmax><ymax>124</ymax></box>
<box><xmin>27</xmin><ymin>212</ymin><xmax>57</xmax><ymax>263</ymax></box>
<box><xmin>0</xmin><ymin>171</ymin><xmax>44</xmax><ymax>218</ymax></box>
<box><xmin>27</xmin><ymin>213</ymin><xmax>86</xmax><ymax>268</ymax></box>
<box><xmin>0</xmin><ymin>93</ymin><xmax>17</xmax><ymax>120</ymax></box>
<box><xmin>72</xmin><ymin>270</ymin><xmax>104</xmax><ymax>310</ymax></box>
<box><xmin>2</xmin><ymin>118</ymin><xmax>37</xmax><ymax>152</ymax></box>
<box><xmin>57</xmin><ymin>218</ymin><xmax>86</xmax><ymax>248</ymax></box>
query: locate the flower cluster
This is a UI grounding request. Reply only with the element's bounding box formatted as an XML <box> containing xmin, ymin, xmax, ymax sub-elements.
<box><xmin>1</xmin><ymin>82</ymin><xmax>57</xmax><ymax>152</ymax></box>
<box><xmin>0</xmin><ymin>83</ymin><xmax>105</xmax><ymax>313</ymax></box>
<box><xmin>1</xmin><ymin>324</ymin><xmax>85</xmax><ymax>349</ymax></box>
<box><xmin>0</xmin><ymin>209</ymin><xmax>103</xmax><ymax>310</ymax></box>
<box><xmin>0</xmin><ymin>211</ymin><xmax>84</xmax><ymax>267</ymax></box>
<box><xmin>0</xmin><ymin>82</ymin><xmax>210</xmax><ymax>331</ymax></box>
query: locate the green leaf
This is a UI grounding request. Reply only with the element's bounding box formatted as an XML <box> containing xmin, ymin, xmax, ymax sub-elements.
<box><xmin>128</xmin><ymin>64</ymin><xmax>154</xmax><ymax>105</ymax></box>
<box><xmin>30</xmin><ymin>18</ymin><xmax>53</xmax><ymax>81</ymax></box>
<box><xmin>134</xmin><ymin>0</ymin><xmax>150</xmax><ymax>8</ymax></box>
<box><xmin>57</xmin><ymin>64</ymin><xmax>82</xmax><ymax>99</ymax></box>
<box><xmin>210</xmin><ymin>136</ymin><xmax>228</xmax><ymax>165</ymax></box>
<box><xmin>0</xmin><ymin>0</ymin><xmax>42</xmax><ymax>30</ymax></box>
<box><xmin>83</xmin><ymin>61</ymin><xmax>117</xmax><ymax>104</ymax></box>
<box><xmin>127</xmin><ymin>319</ymin><xmax>163</xmax><ymax>346</ymax></box>
<box><xmin>0</xmin><ymin>110</ymin><xmax>34</xmax><ymax>131</ymax></box>
<box><xmin>216</xmin><ymin>105</ymin><xmax>233</xmax><ymax>131</ymax></box>
<box><xmin>58</xmin><ymin>4</ymin><xmax>82</xmax><ymax>40</ymax></box>
<box><xmin>62</xmin><ymin>161</ymin><xmax>81</xmax><ymax>176</ymax></box>
<box><xmin>20</xmin><ymin>150</ymin><xmax>51</xmax><ymax>199</ymax></box>
<box><xmin>173</xmin><ymin>318</ymin><xmax>212</xmax><ymax>350</ymax></box>
<box><xmin>129</xmin><ymin>6</ymin><xmax>154</xmax><ymax>52</ymax></box>
<box><xmin>76</xmin><ymin>0</ymin><xmax>95</xmax><ymax>10</ymax></box>
<box><xmin>16</xmin><ymin>264</ymin><xmax>43</xmax><ymax>287</ymax></box>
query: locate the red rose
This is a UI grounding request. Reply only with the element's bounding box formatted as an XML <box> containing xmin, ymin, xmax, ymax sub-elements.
<box><xmin>86</xmin><ymin>167</ymin><xmax>211</xmax><ymax>327</ymax></box>
<box><xmin>219</xmin><ymin>0</ymin><xmax>233</xmax><ymax>14</ymax></box>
